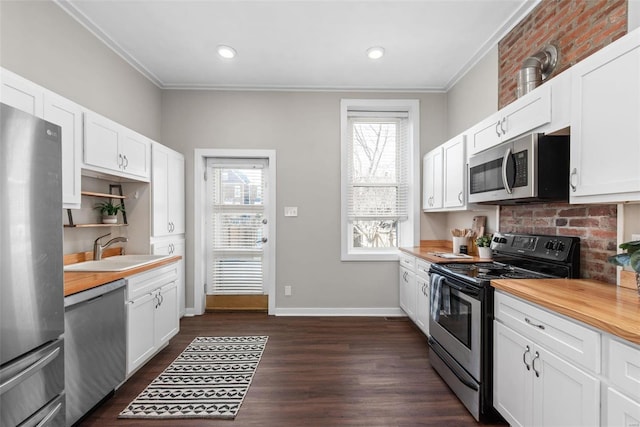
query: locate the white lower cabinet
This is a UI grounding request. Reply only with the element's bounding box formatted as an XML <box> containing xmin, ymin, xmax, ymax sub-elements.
<box><xmin>398</xmin><ymin>253</ymin><xmax>429</xmax><ymax>336</ymax></box>
<box><xmin>493</xmin><ymin>292</ymin><xmax>600</xmax><ymax>427</ymax></box>
<box><xmin>399</xmin><ymin>265</ymin><xmax>416</xmax><ymax>321</ymax></box>
<box><xmin>414</xmin><ymin>259</ymin><xmax>431</xmax><ymax>336</ymax></box>
<box><xmin>152</xmin><ymin>238</ymin><xmax>185</xmax><ymax>317</ymax></box>
<box><xmin>605</xmin><ymin>337</ymin><xmax>640</xmax><ymax>426</ymax></box>
<box><xmin>126</xmin><ymin>263</ymin><xmax>179</xmax><ymax>376</ymax></box>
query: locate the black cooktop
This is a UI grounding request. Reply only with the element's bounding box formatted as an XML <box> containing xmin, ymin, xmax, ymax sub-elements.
<box><xmin>436</xmin><ymin>262</ymin><xmax>553</xmax><ymax>282</ymax></box>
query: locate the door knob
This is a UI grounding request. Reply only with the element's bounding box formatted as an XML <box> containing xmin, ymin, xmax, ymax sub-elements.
<box><xmin>257</xmin><ymin>237</ymin><xmax>268</xmax><ymax>244</ymax></box>
<box><xmin>262</xmin><ymin>218</ymin><xmax>268</xmax><ymax>224</ymax></box>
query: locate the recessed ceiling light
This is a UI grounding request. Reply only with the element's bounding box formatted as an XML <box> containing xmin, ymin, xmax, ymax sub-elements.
<box><xmin>366</xmin><ymin>46</ymin><xmax>385</xmax><ymax>60</ymax></box>
<box><xmin>217</xmin><ymin>45</ymin><xmax>237</xmax><ymax>59</ymax></box>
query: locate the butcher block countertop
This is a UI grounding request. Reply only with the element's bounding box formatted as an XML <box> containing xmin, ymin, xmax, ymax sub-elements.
<box><xmin>492</xmin><ymin>278</ymin><xmax>640</xmax><ymax>345</ymax></box>
<box><xmin>64</xmin><ymin>255</ymin><xmax>181</xmax><ymax>297</ymax></box>
<box><xmin>400</xmin><ymin>240</ymin><xmax>492</xmax><ymax>263</ymax></box>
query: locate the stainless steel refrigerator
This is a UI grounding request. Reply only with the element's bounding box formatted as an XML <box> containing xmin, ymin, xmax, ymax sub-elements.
<box><xmin>0</xmin><ymin>103</ymin><xmax>65</xmax><ymax>426</ymax></box>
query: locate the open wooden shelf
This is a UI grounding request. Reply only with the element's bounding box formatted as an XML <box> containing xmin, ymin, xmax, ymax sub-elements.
<box><xmin>81</xmin><ymin>191</ymin><xmax>126</xmax><ymax>199</ymax></box>
<box><xmin>66</xmin><ymin>184</ymin><xmax>128</xmax><ymax>228</ymax></box>
<box><xmin>64</xmin><ymin>223</ymin><xmax>128</xmax><ymax>228</ymax></box>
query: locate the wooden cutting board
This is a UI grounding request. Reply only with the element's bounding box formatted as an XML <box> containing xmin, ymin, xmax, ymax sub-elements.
<box><xmin>471</xmin><ymin>216</ymin><xmax>486</xmax><ymax>238</ymax></box>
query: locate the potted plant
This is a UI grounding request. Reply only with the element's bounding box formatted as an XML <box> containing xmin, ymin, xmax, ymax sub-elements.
<box><xmin>94</xmin><ymin>201</ymin><xmax>125</xmax><ymax>224</ymax></box>
<box><xmin>476</xmin><ymin>235</ymin><xmax>493</xmax><ymax>259</ymax></box>
<box><xmin>608</xmin><ymin>240</ymin><xmax>640</xmax><ymax>295</ymax></box>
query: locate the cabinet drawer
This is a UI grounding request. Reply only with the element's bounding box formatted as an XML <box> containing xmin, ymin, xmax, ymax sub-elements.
<box><xmin>416</xmin><ymin>259</ymin><xmax>431</xmax><ymax>279</ymax></box>
<box><xmin>126</xmin><ymin>263</ymin><xmax>178</xmax><ymax>300</ymax></box>
<box><xmin>399</xmin><ymin>253</ymin><xmax>416</xmax><ymax>270</ymax></box>
<box><xmin>608</xmin><ymin>337</ymin><xmax>640</xmax><ymax>400</ymax></box>
<box><xmin>495</xmin><ymin>291</ymin><xmax>600</xmax><ymax>373</ymax></box>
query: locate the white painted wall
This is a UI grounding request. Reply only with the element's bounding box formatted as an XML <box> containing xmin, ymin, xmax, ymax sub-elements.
<box><xmin>160</xmin><ymin>90</ymin><xmax>447</xmax><ymax>311</ymax></box>
<box><xmin>446</xmin><ymin>45</ymin><xmax>499</xmax><ymax>138</ymax></box>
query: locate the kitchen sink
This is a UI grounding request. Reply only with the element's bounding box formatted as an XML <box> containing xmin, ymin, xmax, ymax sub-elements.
<box><xmin>64</xmin><ymin>254</ymin><xmax>171</xmax><ymax>272</ymax></box>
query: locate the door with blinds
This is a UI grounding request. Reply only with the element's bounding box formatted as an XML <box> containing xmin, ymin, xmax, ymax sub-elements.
<box><xmin>205</xmin><ymin>158</ymin><xmax>269</xmax><ymax>310</ymax></box>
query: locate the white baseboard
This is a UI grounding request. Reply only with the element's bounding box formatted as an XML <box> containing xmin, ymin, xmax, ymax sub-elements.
<box><xmin>273</xmin><ymin>307</ymin><xmax>406</xmax><ymax>317</ymax></box>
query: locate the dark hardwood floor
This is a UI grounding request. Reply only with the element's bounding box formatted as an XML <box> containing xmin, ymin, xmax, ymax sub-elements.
<box><xmin>79</xmin><ymin>313</ymin><xmax>505</xmax><ymax>427</ymax></box>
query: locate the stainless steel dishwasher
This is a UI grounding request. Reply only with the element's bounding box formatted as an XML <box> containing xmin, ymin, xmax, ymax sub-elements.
<box><xmin>64</xmin><ymin>279</ymin><xmax>126</xmax><ymax>426</ymax></box>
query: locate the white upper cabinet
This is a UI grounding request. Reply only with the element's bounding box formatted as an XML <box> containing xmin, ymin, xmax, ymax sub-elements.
<box><xmin>569</xmin><ymin>27</ymin><xmax>640</xmax><ymax>203</ymax></box>
<box><xmin>1</xmin><ymin>69</ymin><xmax>82</xmax><ymax>208</ymax></box>
<box><xmin>84</xmin><ymin>112</ymin><xmax>151</xmax><ymax>182</ymax></box>
<box><xmin>44</xmin><ymin>93</ymin><xmax>83</xmax><ymax>209</ymax></box>
<box><xmin>423</xmin><ymin>134</ymin><xmax>467</xmax><ymax>212</ymax></box>
<box><xmin>0</xmin><ymin>69</ymin><xmax>43</xmax><ymax>117</ymax></box>
<box><xmin>468</xmin><ymin>84</ymin><xmax>551</xmax><ymax>156</ymax></box>
<box><xmin>442</xmin><ymin>135</ymin><xmax>466</xmax><ymax>209</ymax></box>
<box><xmin>152</xmin><ymin>143</ymin><xmax>185</xmax><ymax>237</ymax></box>
<box><xmin>423</xmin><ymin>147</ymin><xmax>443</xmax><ymax>210</ymax></box>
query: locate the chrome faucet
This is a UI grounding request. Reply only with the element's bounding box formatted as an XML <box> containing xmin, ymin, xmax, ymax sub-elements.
<box><xmin>93</xmin><ymin>233</ymin><xmax>128</xmax><ymax>260</ymax></box>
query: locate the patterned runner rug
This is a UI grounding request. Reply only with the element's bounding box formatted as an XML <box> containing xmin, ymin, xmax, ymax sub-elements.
<box><xmin>119</xmin><ymin>336</ymin><xmax>268</xmax><ymax>419</ymax></box>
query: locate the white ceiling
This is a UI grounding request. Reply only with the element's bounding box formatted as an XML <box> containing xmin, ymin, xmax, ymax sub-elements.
<box><xmin>56</xmin><ymin>0</ymin><xmax>538</xmax><ymax>91</ymax></box>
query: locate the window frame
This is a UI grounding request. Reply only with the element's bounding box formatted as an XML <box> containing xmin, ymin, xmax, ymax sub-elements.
<box><xmin>340</xmin><ymin>99</ymin><xmax>420</xmax><ymax>261</ymax></box>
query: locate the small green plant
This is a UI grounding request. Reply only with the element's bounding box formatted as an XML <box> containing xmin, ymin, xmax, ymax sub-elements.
<box><xmin>608</xmin><ymin>240</ymin><xmax>640</xmax><ymax>273</ymax></box>
<box><xmin>94</xmin><ymin>200</ymin><xmax>125</xmax><ymax>216</ymax></box>
<box><xmin>475</xmin><ymin>235</ymin><xmax>493</xmax><ymax>248</ymax></box>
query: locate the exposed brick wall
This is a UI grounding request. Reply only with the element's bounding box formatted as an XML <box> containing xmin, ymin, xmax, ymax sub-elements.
<box><xmin>496</xmin><ymin>1</ymin><xmax>627</xmax><ymax>284</ymax></box>
<box><xmin>498</xmin><ymin>0</ymin><xmax>627</xmax><ymax>108</ymax></box>
<box><xmin>500</xmin><ymin>204</ymin><xmax>617</xmax><ymax>283</ymax></box>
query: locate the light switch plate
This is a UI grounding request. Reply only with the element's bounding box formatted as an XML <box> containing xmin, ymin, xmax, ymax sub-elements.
<box><xmin>284</xmin><ymin>207</ymin><xmax>298</xmax><ymax>217</ymax></box>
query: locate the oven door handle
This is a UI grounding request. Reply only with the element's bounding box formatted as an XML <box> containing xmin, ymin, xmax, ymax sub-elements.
<box><xmin>428</xmin><ymin>338</ymin><xmax>479</xmax><ymax>392</ymax></box>
<box><xmin>439</xmin><ymin>276</ymin><xmax>481</xmax><ymax>298</ymax></box>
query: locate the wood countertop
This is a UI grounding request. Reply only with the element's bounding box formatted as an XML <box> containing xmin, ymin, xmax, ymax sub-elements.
<box><xmin>492</xmin><ymin>278</ymin><xmax>640</xmax><ymax>345</ymax></box>
<box><xmin>64</xmin><ymin>256</ymin><xmax>182</xmax><ymax>297</ymax></box>
<box><xmin>400</xmin><ymin>240</ymin><xmax>492</xmax><ymax>264</ymax></box>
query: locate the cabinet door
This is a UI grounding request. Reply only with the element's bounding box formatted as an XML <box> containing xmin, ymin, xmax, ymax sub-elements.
<box><xmin>121</xmin><ymin>130</ymin><xmax>151</xmax><ymax>180</ymax></box>
<box><xmin>422</xmin><ymin>148</ymin><xmax>443</xmax><ymax>210</ymax></box>
<box><xmin>469</xmin><ymin>113</ymin><xmax>501</xmax><ymax>156</ymax></box>
<box><xmin>415</xmin><ymin>275</ymin><xmax>429</xmax><ymax>336</ymax></box>
<box><xmin>493</xmin><ymin>322</ymin><xmax>532</xmax><ymax>427</ymax></box>
<box><xmin>155</xmin><ymin>282</ymin><xmax>179</xmax><ymax>346</ymax></box>
<box><xmin>126</xmin><ymin>292</ymin><xmax>156</xmax><ymax>375</ymax></box>
<box><xmin>399</xmin><ymin>267</ymin><xmax>416</xmax><ymax>320</ymax></box>
<box><xmin>442</xmin><ymin>135</ymin><xmax>466</xmax><ymax>209</ymax></box>
<box><xmin>152</xmin><ymin>145</ymin><xmax>170</xmax><ymax>237</ymax></box>
<box><xmin>168</xmin><ymin>152</ymin><xmax>185</xmax><ymax>234</ymax></box>
<box><xmin>84</xmin><ymin>112</ymin><xmax>120</xmax><ymax>171</ymax></box>
<box><xmin>0</xmin><ymin>69</ymin><xmax>43</xmax><ymax>117</ymax></box>
<box><xmin>501</xmin><ymin>83</ymin><xmax>551</xmax><ymax>141</ymax></box>
<box><xmin>532</xmin><ymin>345</ymin><xmax>599</xmax><ymax>427</ymax></box>
<box><xmin>607</xmin><ymin>388</ymin><xmax>640</xmax><ymax>427</ymax></box>
<box><xmin>44</xmin><ymin>93</ymin><xmax>82</xmax><ymax>209</ymax></box>
<box><xmin>570</xmin><ymin>29</ymin><xmax>640</xmax><ymax>202</ymax></box>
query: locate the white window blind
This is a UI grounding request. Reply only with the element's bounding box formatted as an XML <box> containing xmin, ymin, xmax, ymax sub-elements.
<box><xmin>346</xmin><ymin>112</ymin><xmax>409</xmax><ymax>249</ymax></box>
<box><xmin>206</xmin><ymin>160</ymin><xmax>266</xmax><ymax>294</ymax></box>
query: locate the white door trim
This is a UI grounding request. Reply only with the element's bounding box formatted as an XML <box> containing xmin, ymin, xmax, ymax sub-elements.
<box><xmin>194</xmin><ymin>149</ymin><xmax>277</xmax><ymax>315</ymax></box>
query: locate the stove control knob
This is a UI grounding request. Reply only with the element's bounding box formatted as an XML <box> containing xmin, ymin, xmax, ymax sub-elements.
<box><xmin>555</xmin><ymin>242</ymin><xmax>565</xmax><ymax>251</ymax></box>
<box><xmin>544</xmin><ymin>241</ymin><xmax>554</xmax><ymax>250</ymax></box>
<box><xmin>497</xmin><ymin>237</ymin><xmax>508</xmax><ymax>244</ymax></box>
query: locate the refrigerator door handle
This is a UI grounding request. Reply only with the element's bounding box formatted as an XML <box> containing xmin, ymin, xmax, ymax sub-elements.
<box><xmin>0</xmin><ymin>347</ymin><xmax>60</xmax><ymax>395</ymax></box>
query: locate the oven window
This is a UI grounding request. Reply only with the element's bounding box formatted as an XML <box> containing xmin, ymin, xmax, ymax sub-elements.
<box><xmin>469</xmin><ymin>158</ymin><xmax>504</xmax><ymax>194</ymax></box>
<box><xmin>436</xmin><ymin>289</ymin><xmax>472</xmax><ymax>348</ymax></box>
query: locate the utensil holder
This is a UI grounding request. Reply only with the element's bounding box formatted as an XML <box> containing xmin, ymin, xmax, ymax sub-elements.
<box><xmin>453</xmin><ymin>237</ymin><xmax>469</xmax><ymax>254</ymax></box>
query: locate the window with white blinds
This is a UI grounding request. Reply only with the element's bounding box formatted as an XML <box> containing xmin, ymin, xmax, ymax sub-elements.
<box><xmin>341</xmin><ymin>99</ymin><xmax>419</xmax><ymax>260</ymax></box>
<box><xmin>206</xmin><ymin>159</ymin><xmax>266</xmax><ymax>294</ymax></box>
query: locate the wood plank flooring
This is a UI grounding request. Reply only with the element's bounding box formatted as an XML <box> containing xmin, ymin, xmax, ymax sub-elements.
<box><xmin>79</xmin><ymin>313</ymin><xmax>505</xmax><ymax>426</ymax></box>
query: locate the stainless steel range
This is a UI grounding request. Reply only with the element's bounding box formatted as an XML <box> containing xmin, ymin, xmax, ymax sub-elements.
<box><xmin>427</xmin><ymin>232</ymin><xmax>580</xmax><ymax>422</ymax></box>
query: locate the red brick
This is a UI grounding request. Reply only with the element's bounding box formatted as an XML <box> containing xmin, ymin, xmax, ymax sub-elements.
<box><xmin>568</xmin><ymin>218</ymin><xmax>601</xmax><ymax>227</ymax></box>
<box><xmin>588</xmin><ymin>205</ymin><xmax>617</xmax><ymax>216</ymax></box>
<box><xmin>590</xmin><ymin>229</ymin><xmax>617</xmax><ymax>240</ymax></box>
<box><xmin>558</xmin><ymin>207</ymin><xmax>588</xmax><ymax>217</ymax></box>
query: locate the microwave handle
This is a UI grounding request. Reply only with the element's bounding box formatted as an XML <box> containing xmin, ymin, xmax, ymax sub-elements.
<box><xmin>502</xmin><ymin>147</ymin><xmax>513</xmax><ymax>194</ymax></box>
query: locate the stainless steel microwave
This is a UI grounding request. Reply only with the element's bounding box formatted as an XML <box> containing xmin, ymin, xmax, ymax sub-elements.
<box><xmin>467</xmin><ymin>133</ymin><xmax>569</xmax><ymax>204</ymax></box>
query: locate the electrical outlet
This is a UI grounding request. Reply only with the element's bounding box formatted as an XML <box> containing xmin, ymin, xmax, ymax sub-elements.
<box><xmin>284</xmin><ymin>207</ymin><xmax>298</xmax><ymax>217</ymax></box>
<box><xmin>284</xmin><ymin>286</ymin><xmax>292</xmax><ymax>296</ymax></box>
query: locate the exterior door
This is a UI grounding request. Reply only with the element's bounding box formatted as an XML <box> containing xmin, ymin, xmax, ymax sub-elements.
<box><xmin>205</xmin><ymin>158</ymin><xmax>270</xmax><ymax>310</ymax></box>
